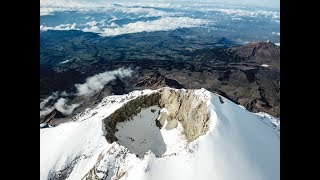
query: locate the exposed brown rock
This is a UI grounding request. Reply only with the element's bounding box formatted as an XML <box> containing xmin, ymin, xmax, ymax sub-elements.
<box><xmin>103</xmin><ymin>88</ymin><xmax>210</xmax><ymax>143</ymax></box>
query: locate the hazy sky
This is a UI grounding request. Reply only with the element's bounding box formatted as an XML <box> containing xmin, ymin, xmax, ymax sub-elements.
<box><xmin>69</xmin><ymin>0</ymin><xmax>280</xmax><ymax>9</ymax></box>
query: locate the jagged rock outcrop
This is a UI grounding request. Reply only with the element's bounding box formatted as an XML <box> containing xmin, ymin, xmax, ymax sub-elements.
<box><xmin>40</xmin><ymin>109</ymin><xmax>66</xmax><ymax>124</ymax></box>
<box><xmin>135</xmin><ymin>71</ymin><xmax>185</xmax><ymax>89</ymax></box>
<box><xmin>157</xmin><ymin>89</ymin><xmax>210</xmax><ymax>142</ymax></box>
<box><xmin>82</xmin><ymin>146</ymin><xmax>129</xmax><ymax>180</ymax></box>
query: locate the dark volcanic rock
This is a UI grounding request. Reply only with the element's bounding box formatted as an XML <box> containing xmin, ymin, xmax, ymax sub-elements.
<box><xmin>108</xmin><ymin>77</ymin><xmax>128</xmax><ymax>95</ymax></box>
<box><xmin>227</xmin><ymin>41</ymin><xmax>280</xmax><ymax>69</ymax></box>
<box><xmin>135</xmin><ymin>71</ymin><xmax>185</xmax><ymax>89</ymax></box>
<box><xmin>40</xmin><ymin>109</ymin><xmax>66</xmax><ymax>124</ymax></box>
<box><xmin>229</xmin><ymin>41</ymin><xmax>280</xmax><ymax>59</ymax></box>
<box><xmin>40</xmin><ymin>41</ymin><xmax>280</xmax><ymax>118</ymax></box>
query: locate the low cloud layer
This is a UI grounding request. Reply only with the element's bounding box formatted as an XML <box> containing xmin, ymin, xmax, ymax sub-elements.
<box><xmin>40</xmin><ymin>23</ymin><xmax>77</xmax><ymax>31</ymax></box>
<box><xmin>75</xmin><ymin>68</ymin><xmax>133</xmax><ymax>96</ymax></box>
<box><xmin>54</xmin><ymin>98</ymin><xmax>80</xmax><ymax>115</ymax></box>
<box><xmin>40</xmin><ymin>68</ymin><xmax>133</xmax><ymax>117</ymax></box>
<box><xmin>40</xmin><ymin>106</ymin><xmax>55</xmax><ymax>117</ymax></box>
<box><xmin>40</xmin><ymin>91</ymin><xmax>59</xmax><ymax>109</ymax></box>
<box><xmin>40</xmin><ymin>98</ymin><xmax>79</xmax><ymax>117</ymax></box>
<box><xmin>40</xmin><ymin>17</ymin><xmax>208</xmax><ymax>36</ymax></box>
<box><xmin>272</xmin><ymin>32</ymin><xmax>280</xmax><ymax>36</ymax></box>
<box><xmin>101</xmin><ymin>17</ymin><xmax>208</xmax><ymax>36</ymax></box>
<box><xmin>40</xmin><ymin>0</ymin><xmax>278</xmax><ymax>37</ymax></box>
<box><xmin>40</xmin><ymin>0</ymin><xmax>279</xmax><ymax>16</ymax></box>
<box><xmin>40</xmin><ymin>89</ymin><xmax>74</xmax><ymax>117</ymax></box>
<box><xmin>40</xmin><ymin>0</ymin><xmax>173</xmax><ymax>17</ymax></box>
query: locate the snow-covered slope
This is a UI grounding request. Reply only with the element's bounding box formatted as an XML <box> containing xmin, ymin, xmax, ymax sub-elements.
<box><xmin>40</xmin><ymin>88</ymin><xmax>279</xmax><ymax>180</ymax></box>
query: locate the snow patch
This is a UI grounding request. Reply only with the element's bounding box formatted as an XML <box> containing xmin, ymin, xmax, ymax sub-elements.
<box><xmin>115</xmin><ymin>106</ymin><xmax>166</xmax><ymax>158</ymax></box>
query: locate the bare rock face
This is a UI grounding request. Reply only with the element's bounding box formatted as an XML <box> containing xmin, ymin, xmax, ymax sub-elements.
<box><xmin>135</xmin><ymin>71</ymin><xmax>185</xmax><ymax>89</ymax></box>
<box><xmin>82</xmin><ymin>146</ymin><xmax>128</xmax><ymax>180</ymax></box>
<box><xmin>47</xmin><ymin>155</ymin><xmax>80</xmax><ymax>180</ymax></box>
<box><xmin>40</xmin><ymin>109</ymin><xmax>66</xmax><ymax>124</ymax></box>
<box><xmin>158</xmin><ymin>88</ymin><xmax>210</xmax><ymax>142</ymax></box>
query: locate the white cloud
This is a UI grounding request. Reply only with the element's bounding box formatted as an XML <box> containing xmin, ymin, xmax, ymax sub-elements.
<box><xmin>40</xmin><ymin>0</ymin><xmax>173</xmax><ymax>17</ymax></box>
<box><xmin>54</xmin><ymin>98</ymin><xmax>80</xmax><ymax>116</ymax></box>
<box><xmin>40</xmin><ymin>0</ymin><xmax>100</xmax><ymax>16</ymax></box>
<box><xmin>110</xmin><ymin>22</ymin><xmax>118</xmax><ymax>27</ymax></box>
<box><xmin>43</xmin><ymin>17</ymin><xmax>208</xmax><ymax>37</ymax></box>
<box><xmin>83</xmin><ymin>26</ymin><xmax>100</xmax><ymax>33</ymax></box>
<box><xmin>272</xmin><ymin>32</ymin><xmax>280</xmax><ymax>36</ymax></box>
<box><xmin>101</xmin><ymin>17</ymin><xmax>208</xmax><ymax>36</ymax></box>
<box><xmin>86</xmin><ymin>21</ymin><xmax>97</xmax><ymax>26</ymax></box>
<box><xmin>75</xmin><ymin>68</ymin><xmax>133</xmax><ymax>96</ymax></box>
<box><xmin>83</xmin><ymin>21</ymin><xmax>100</xmax><ymax>33</ymax></box>
<box><xmin>40</xmin><ymin>98</ymin><xmax>79</xmax><ymax>117</ymax></box>
<box><xmin>40</xmin><ymin>106</ymin><xmax>55</xmax><ymax>117</ymax></box>
<box><xmin>61</xmin><ymin>91</ymin><xmax>69</xmax><ymax>97</ymax></box>
<box><xmin>40</xmin><ymin>68</ymin><xmax>133</xmax><ymax>117</ymax></box>
<box><xmin>112</xmin><ymin>5</ymin><xmax>172</xmax><ymax>17</ymax></box>
<box><xmin>40</xmin><ymin>1</ymin><xmax>278</xmax><ymax>36</ymax></box>
<box><xmin>40</xmin><ymin>10</ymin><xmax>54</xmax><ymax>16</ymax></box>
<box><xmin>40</xmin><ymin>91</ymin><xmax>75</xmax><ymax>117</ymax></box>
<box><xmin>202</xmin><ymin>8</ymin><xmax>280</xmax><ymax>21</ymax></box>
<box><xmin>40</xmin><ymin>23</ymin><xmax>77</xmax><ymax>31</ymax></box>
<box><xmin>40</xmin><ymin>0</ymin><xmax>279</xmax><ymax>11</ymax></box>
<box><xmin>40</xmin><ymin>91</ymin><xmax>59</xmax><ymax>109</ymax></box>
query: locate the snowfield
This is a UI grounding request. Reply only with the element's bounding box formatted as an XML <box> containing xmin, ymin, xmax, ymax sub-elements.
<box><xmin>40</xmin><ymin>88</ymin><xmax>279</xmax><ymax>180</ymax></box>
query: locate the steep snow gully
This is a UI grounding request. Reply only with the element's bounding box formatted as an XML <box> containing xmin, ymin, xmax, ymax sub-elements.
<box><xmin>40</xmin><ymin>88</ymin><xmax>280</xmax><ymax>180</ymax></box>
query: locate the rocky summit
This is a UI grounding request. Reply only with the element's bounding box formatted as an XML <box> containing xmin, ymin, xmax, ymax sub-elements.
<box><xmin>40</xmin><ymin>88</ymin><xmax>279</xmax><ymax>180</ymax></box>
